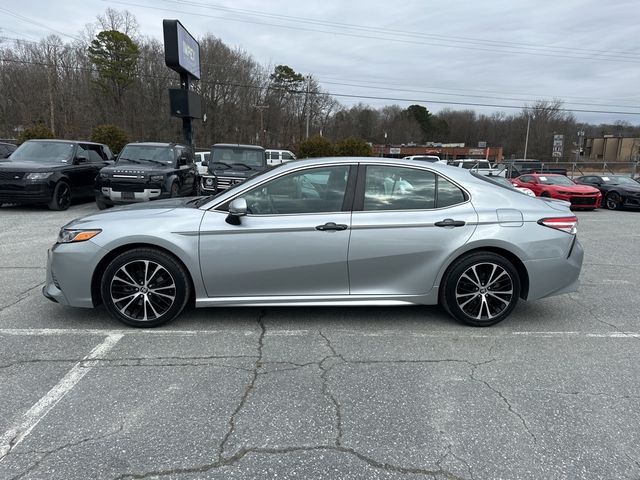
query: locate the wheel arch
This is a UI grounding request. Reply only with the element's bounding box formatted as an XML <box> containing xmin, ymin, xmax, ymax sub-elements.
<box><xmin>438</xmin><ymin>246</ymin><xmax>530</xmax><ymax>301</ymax></box>
<box><xmin>91</xmin><ymin>242</ymin><xmax>196</xmax><ymax>307</ymax></box>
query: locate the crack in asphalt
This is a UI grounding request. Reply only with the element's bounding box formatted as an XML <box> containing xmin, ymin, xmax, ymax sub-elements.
<box><xmin>0</xmin><ymin>282</ymin><xmax>45</xmax><ymax>313</ymax></box>
<box><xmin>625</xmin><ymin>452</ymin><xmax>640</xmax><ymax>471</ymax></box>
<box><xmin>9</xmin><ymin>424</ymin><xmax>124</xmax><ymax>480</ymax></box>
<box><xmin>567</xmin><ymin>294</ymin><xmax>631</xmax><ymax>337</ymax></box>
<box><xmin>318</xmin><ymin>331</ymin><xmax>346</xmax><ymax>447</ymax></box>
<box><xmin>217</xmin><ymin>310</ymin><xmax>266</xmax><ymax>461</ymax></box>
<box><xmin>531</xmin><ymin>388</ymin><xmax>640</xmax><ymax>400</ymax></box>
<box><xmin>441</xmin><ymin>444</ymin><xmax>474</xmax><ymax>480</ymax></box>
<box><xmin>113</xmin><ymin>444</ymin><xmax>467</xmax><ymax>479</ymax></box>
<box><xmin>469</xmin><ymin>361</ymin><xmax>537</xmax><ymax>445</ymax></box>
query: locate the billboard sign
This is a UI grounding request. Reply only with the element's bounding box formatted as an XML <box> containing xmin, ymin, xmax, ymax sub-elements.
<box><xmin>163</xmin><ymin>20</ymin><xmax>201</xmax><ymax>79</ymax></box>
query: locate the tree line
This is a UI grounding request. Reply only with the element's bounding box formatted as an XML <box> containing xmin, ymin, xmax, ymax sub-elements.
<box><xmin>1</xmin><ymin>8</ymin><xmax>638</xmax><ymax>159</ymax></box>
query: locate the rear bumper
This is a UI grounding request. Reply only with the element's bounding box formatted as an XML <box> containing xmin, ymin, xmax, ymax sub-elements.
<box><xmin>524</xmin><ymin>237</ymin><xmax>584</xmax><ymax>301</ymax></box>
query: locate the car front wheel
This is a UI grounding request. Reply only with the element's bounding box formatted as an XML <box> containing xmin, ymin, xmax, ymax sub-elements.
<box><xmin>100</xmin><ymin>248</ymin><xmax>191</xmax><ymax>327</ymax></box>
<box><xmin>605</xmin><ymin>192</ymin><xmax>621</xmax><ymax>210</ymax></box>
<box><xmin>48</xmin><ymin>181</ymin><xmax>71</xmax><ymax>211</ymax></box>
<box><xmin>441</xmin><ymin>252</ymin><xmax>520</xmax><ymax>327</ymax></box>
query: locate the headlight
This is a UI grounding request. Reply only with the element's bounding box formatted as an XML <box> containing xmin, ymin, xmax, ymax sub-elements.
<box><xmin>205</xmin><ymin>177</ymin><xmax>214</xmax><ymax>186</ymax></box>
<box><xmin>149</xmin><ymin>175</ymin><xmax>164</xmax><ymax>181</ymax></box>
<box><xmin>100</xmin><ymin>172</ymin><xmax>109</xmax><ymax>179</ymax></box>
<box><xmin>57</xmin><ymin>229</ymin><xmax>102</xmax><ymax>244</ymax></box>
<box><xmin>25</xmin><ymin>172</ymin><xmax>53</xmax><ymax>180</ymax></box>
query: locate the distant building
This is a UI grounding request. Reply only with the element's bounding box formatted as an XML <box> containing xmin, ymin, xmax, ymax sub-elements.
<box><xmin>374</xmin><ymin>144</ymin><xmax>503</xmax><ymax>162</ymax></box>
<box><xmin>584</xmin><ymin>136</ymin><xmax>640</xmax><ymax>163</ymax></box>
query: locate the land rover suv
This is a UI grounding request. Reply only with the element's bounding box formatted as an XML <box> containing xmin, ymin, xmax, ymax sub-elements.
<box><xmin>95</xmin><ymin>142</ymin><xmax>198</xmax><ymax>209</ymax></box>
<box><xmin>200</xmin><ymin>144</ymin><xmax>267</xmax><ymax>194</ymax></box>
<box><xmin>0</xmin><ymin>139</ymin><xmax>113</xmax><ymax>210</ymax></box>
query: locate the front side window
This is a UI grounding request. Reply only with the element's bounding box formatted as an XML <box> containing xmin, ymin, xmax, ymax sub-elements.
<box><xmin>363</xmin><ymin>165</ymin><xmax>466</xmax><ymax>211</ymax></box>
<box><xmin>241</xmin><ymin>165</ymin><xmax>350</xmax><ymax>215</ymax></box>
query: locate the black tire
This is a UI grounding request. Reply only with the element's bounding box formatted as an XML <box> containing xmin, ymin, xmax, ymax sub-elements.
<box><xmin>48</xmin><ymin>181</ymin><xmax>72</xmax><ymax>211</ymax></box>
<box><xmin>100</xmin><ymin>248</ymin><xmax>191</xmax><ymax>327</ymax></box>
<box><xmin>441</xmin><ymin>252</ymin><xmax>521</xmax><ymax>327</ymax></box>
<box><xmin>170</xmin><ymin>182</ymin><xmax>180</xmax><ymax>198</ymax></box>
<box><xmin>192</xmin><ymin>179</ymin><xmax>202</xmax><ymax>196</ymax></box>
<box><xmin>605</xmin><ymin>192</ymin><xmax>621</xmax><ymax>210</ymax></box>
<box><xmin>96</xmin><ymin>195</ymin><xmax>111</xmax><ymax>210</ymax></box>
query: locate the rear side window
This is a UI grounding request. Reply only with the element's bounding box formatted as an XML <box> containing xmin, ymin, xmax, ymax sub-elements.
<box><xmin>437</xmin><ymin>177</ymin><xmax>467</xmax><ymax>208</ymax></box>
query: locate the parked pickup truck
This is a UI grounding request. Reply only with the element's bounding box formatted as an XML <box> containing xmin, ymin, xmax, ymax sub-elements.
<box><xmin>447</xmin><ymin>159</ymin><xmax>507</xmax><ymax>177</ymax></box>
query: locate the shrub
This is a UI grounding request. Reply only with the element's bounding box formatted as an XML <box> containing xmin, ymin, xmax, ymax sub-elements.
<box><xmin>335</xmin><ymin>137</ymin><xmax>373</xmax><ymax>157</ymax></box>
<box><xmin>90</xmin><ymin>124</ymin><xmax>129</xmax><ymax>154</ymax></box>
<box><xmin>296</xmin><ymin>135</ymin><xmax>335</xmax><ymax>158</ymax></box>
<box><xmin>17</xmin><ymin>123</ymin><xmax>55</xmax><ymax>143</ymax></box>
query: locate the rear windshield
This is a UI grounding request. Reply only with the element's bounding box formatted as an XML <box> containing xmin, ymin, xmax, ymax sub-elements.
<box><xmin>11</xmin><ymin>141</ymin><xmax>75</xmax><ymax>163</ymax></box>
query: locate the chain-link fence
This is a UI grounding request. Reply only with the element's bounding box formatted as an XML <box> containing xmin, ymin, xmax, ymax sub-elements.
<box><xmin>499</xmin><ymin>161</ymin><xmax>639</xmax><ymax>179</ymax></box>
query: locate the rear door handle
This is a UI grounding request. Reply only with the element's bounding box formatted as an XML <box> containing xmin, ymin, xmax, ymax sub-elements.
<box><xmin>316</xmin><ymin>222</ymin><xmax>348</xmax><ymax>231</ymax></box>
<box><xmin>434</xmin><ymin>219</ymin><xmax>466</xmax><ymax>227</ymax></box>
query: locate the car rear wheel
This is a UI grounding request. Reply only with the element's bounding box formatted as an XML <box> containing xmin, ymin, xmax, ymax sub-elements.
<box><xmin>605</xmin><ymin>192</ymin><xmax>621</xmax><ymax>210</ymax></box>
<box><xmin>48</xmin><ymin>181</ymin><xmax>71</xmax><ymax>211</ymax></box>
<box><xmin>100</xmin><ymin>248</ymin><xmax>191</xmax><ymax>327</ymax></box>
<box><xmin>441</xmin><ymin>252</ymin><xmax>520</xmax><ymax>327</ymax></box>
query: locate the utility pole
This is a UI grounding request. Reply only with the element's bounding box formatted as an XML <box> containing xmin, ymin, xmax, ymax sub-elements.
<box><xmin>523</xmin><ymin>115</ymin><xmax>530</xmax><ymax>160</ymax></box>
<box><xmin>253</xmin><ymin>104</ymin><xmax>268</xmax><ymax>146</ymax></box>
<box><xmin>305</xmin><ymin>75</ymin><xmax>311</xmax><ymax>139</ymax></box>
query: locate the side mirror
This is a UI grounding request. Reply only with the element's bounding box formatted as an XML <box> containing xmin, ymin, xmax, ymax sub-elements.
<box><xmin>201</xmin><ymin>160</ymin><xmax>208</xmax><ymax>167</ymax></box>
<box><xmin>226</xmin><ymin>198</ymin><xmax>247</xmax><ymax>225</ymax></box>
<box><xmin>75</xmin><ymin>154</ymin><xmax>88</xmax><ymax>164</ymax></box>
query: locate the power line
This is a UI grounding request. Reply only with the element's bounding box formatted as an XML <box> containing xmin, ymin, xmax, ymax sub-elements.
<box><xmin>104</xmin><ymin>0</ymin><xmax>640</xmax><ymax>64</ymax></box>
<box><xmin>158</xmin><ymin>0</ymin><xmax>640</xmax><ymax>60</ymax></box>
<box><xmin>2</xmin><ymin>56</ymin><xmax>640</xmax><ymax>117</ymax></box>
<box><xmin>0</xmin><ymin>7</ymin><xmax>81</xmax><ymax>41</ymax></box>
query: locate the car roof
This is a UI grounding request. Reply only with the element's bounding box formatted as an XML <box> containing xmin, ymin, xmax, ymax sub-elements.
<box><xmin>213</xmin><ymin>143</ymin><xmax>265</xmax><ymax>151</ymax></box>
<box><xmin>125</xmin><ymin>142</ymin><xmax>186</xmax><ymax>148</ymax></box>
<box><xmin>25</xmin><ymin>139</ymin><xmax>106</xmax><ymax>146</ymax></box>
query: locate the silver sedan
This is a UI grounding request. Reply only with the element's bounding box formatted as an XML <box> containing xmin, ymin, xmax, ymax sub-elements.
<box><xmin>43</xmin><ymin>157</ymin><xmax>583</xmax><ymax>327</ymax></box>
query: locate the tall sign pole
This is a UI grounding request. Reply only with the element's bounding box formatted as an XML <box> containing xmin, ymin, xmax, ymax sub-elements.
<box><xmin>163</xmin><ymin>20</ymin><xmax>202</xmax><ymax>148</ymax></box>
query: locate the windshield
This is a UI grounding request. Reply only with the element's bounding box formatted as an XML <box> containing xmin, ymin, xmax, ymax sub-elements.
<box><xmin>603</xmin><ymin>175</ymin><xmax>637</xmax><ymax>185</ymax></box>
<box><xmin>537</xmin><ymin>176</ymin><xmax>575</xmax><ymax>186</ymax></box>
<box><xmin>117</xmin><ymin>145</ymin><xmax>175</xmax><ymax>165</ymax></box>
<box><xmin>10</xmin><ymin>141</ymin><xmax>75</xmax><ymax>163</ymax></box>
<box><xmin>210</xmin><ymin>147</ymin><xmax>265</xmax><ymax>170</ymax></box>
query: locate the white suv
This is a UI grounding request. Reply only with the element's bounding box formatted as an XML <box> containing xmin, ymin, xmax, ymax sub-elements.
<box><xmin>266</xmin><ymin>149</ymin><xmax>296</xmax><ymax>165</ymax></box>
<box><xmin>402</xmin><ymin>155</ymin><xmax>447</xmax><ymax>165</ymax></box>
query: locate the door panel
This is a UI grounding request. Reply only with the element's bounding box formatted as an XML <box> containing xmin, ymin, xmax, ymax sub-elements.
<box><xmin>349</xmin><ymin>204</ymin><xmax>477</xmax><ymax>295</ymax></box>
<box><xmin>199</xmin><ymin>211</ymin><xmax>351</xmax><ymax>296</ymax></box>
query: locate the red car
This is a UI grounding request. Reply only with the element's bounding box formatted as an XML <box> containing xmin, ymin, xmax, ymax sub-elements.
<box><xmin>513</xmin><ymin>173</ymin><xmax>602</xmax><ymax>210</ymax></box>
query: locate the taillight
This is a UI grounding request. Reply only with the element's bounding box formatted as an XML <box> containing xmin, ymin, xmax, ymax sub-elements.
<box><xmin>537</xmin><ymin>216</ymin><xmax>578</xmax><ymax>234</ymax></box>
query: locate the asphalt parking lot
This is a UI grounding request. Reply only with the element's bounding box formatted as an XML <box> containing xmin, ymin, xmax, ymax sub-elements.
<box><xmin>0</xmin><ymin>201</ymin><xmax>639</xmax><ymax>480</ymax></box>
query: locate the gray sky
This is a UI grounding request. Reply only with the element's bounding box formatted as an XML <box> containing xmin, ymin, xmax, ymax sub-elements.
<box><xmin>2</xmin><ymin>0</ymin><xmax>640</xmax><ymax>125</ymax></box>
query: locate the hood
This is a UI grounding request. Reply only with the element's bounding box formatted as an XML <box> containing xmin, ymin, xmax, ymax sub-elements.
<box><xmin>0</xmin><ymin>160</ymin><xmax>68</xmax><ymax>172</ymax></box>
<box><xmin>64</xmin><ymin>197</ymin><xmax>201</xmax><ymax>227</ymax></box>
<box><xmin>547</xmin><ymin>184</ymin><xmax>599</xmax><ymax>194</ymax></box>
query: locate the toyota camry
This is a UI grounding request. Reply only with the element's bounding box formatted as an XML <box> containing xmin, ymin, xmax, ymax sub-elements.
<box><xmin>43</xmin><ymin>157</ymin><xmax>584</xmax><ymax>327</ymax></box>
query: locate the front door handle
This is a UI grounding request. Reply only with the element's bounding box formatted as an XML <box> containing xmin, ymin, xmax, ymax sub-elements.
<box><xmin>316</xmin><ymin>222</ymin><xmax>348</xmax><ymax>231</ymax></box>
<box><xmin>434</xmin><ymin>219</ymin><xmax>466</xmax><ymax>227</ymax></box>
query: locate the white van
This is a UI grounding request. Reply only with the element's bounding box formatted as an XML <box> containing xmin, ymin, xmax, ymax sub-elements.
<box><xmin>266</xmin><ymin>149</ymin><xmax>296</xmax><ymax>166</ymax></box>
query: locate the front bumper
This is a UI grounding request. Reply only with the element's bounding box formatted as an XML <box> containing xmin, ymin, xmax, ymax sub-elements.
<box><xmin>0</xmin><ymin>183</ymin><xmax>52</xmax><ymax>204</ymax></box>
<box><xmin>553</xmin><ymin>193</ymin><xmax>601</xmax><ymax>209</ymax></box>
<box><xmin>43</xmin><ymin>241</ymin><xmax>105</xmax><ymax>308</ymax></box>
<box><xmin>99</xmin><ymin>186</ymin><xmax>167</xmax><ymax>203</ymax></box>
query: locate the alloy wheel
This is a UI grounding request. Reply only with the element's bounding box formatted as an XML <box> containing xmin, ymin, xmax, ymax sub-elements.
<box><xmin>455</xmin><ymin>262</ymin><xmax>514</xmax><ymax>320</ymax></box>
<box><xmin>57</xmin><ymin>183</ymin><xmax>71</xmax><ymax>209</ymax></box>
<box><xmin>109</xmin><ymin>259</ymin><xmax>176</xmax><ymax>322</ymax></box>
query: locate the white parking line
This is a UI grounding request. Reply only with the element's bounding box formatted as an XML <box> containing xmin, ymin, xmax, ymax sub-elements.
<box><xmin>0</xmin><ymin>328</ymin><xmax>639</xmax><ymax>339</ymax></box>
<box><xmin>0</xmin><ymin>333</ymin><xmax>123</xmax><ymax>462</ymax></box>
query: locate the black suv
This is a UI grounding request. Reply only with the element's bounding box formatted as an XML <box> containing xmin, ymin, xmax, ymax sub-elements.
<box><xmin>0</xmin><ymin>139</ymin><xmax>114</xmax><ymax>210</ymax></box>
<box><xmin>0</xmin><ymin>142</ymin><xmax>17</xmax><ymax>159</ymax></box>
<box><xmin>200</xmin><ymin>144</ymin><xmax>267</xmax><ymax>194</ymax></box>
<box><xmin>95</xmin><ymin>142</ymin><xmax>198</xmax><ymax>209</ymax></box>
